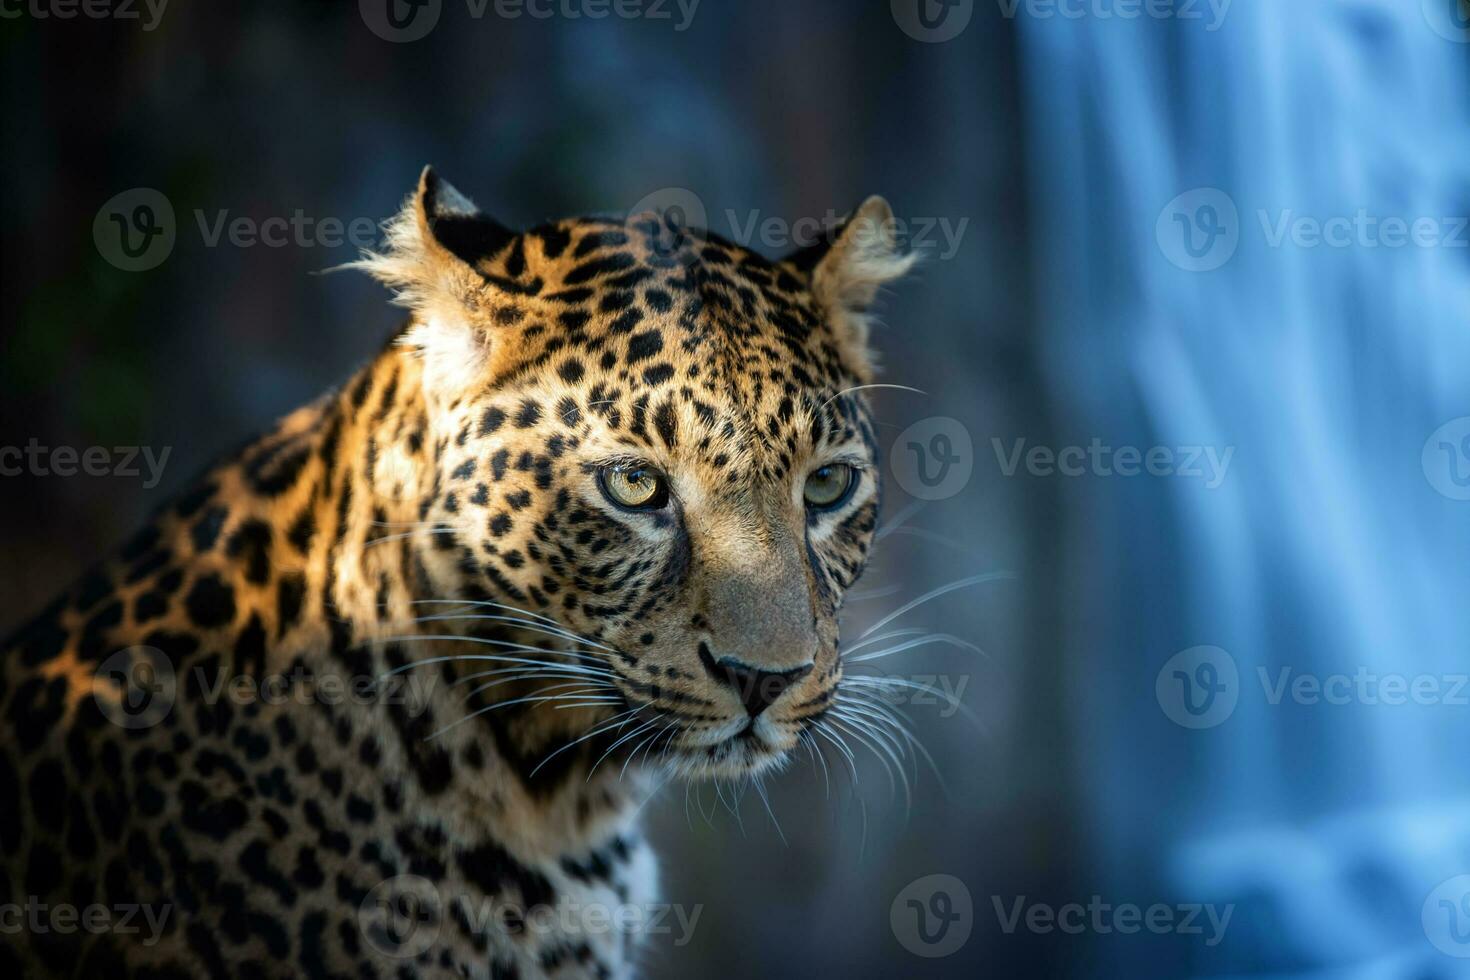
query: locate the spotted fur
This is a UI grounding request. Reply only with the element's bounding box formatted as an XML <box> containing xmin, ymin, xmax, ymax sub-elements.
<box><xmin>0</xmin><ymin>168</ymin><xmax>913</xmax><ymax>978</ymax></box>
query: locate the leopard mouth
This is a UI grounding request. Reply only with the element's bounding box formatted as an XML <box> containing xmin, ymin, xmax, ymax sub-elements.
<box><xmin>658</xmin><ymin>716</ymin><xmax>801</xmax><ymax>779</ymax></box>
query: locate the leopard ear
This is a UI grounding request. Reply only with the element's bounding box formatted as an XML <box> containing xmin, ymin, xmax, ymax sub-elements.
<box><xmin>788</xmin><ymin>196</ymin><xmax>916</xmax><ymax>379</ymax></box>
<box><xmin>413</xmin><ymin>167</ymin><xmax>517</xmax><ymax>270</ymax></box>
<box><xmin>353</xmin><ymin>167</ymin><xmax>517</xmax><ymax>396</ymax></box>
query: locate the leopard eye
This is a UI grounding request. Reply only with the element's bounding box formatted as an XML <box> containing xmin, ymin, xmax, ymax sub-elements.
<box><xmin>598</xmin><ymin>465</ymin><xmax>669</xmax><ymax>511</ymax></box>
<box><xmin>804</xmin><ymin>463</ymin><xmax>855</xmax><ymax>510</ymax></box>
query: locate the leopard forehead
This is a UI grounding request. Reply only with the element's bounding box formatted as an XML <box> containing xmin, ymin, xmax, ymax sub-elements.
<box><xmin>440</xmin><ymin>220</ymin><xmax>859</xmax><ymax>382</ymax></box>
<box><xmin>430</xmin><ymin>218</ymin><xmax>878</xmax><ymax>484</ymax></box>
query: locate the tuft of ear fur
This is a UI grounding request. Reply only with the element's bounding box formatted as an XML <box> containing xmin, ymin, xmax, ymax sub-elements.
<box><xmin>792</xmin><ymin>196</ymin><xmax>916</xmax><ymax>379</ymax></box>
<box><xmin>351</xmin><ymin>167</ymin><xmax>516</xmax><ymax>396</ymax></box>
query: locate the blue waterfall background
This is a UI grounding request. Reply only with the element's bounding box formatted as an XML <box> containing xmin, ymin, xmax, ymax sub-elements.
<box><xmin>1020</xmin><ymin>1</ymin><xmax>1470</xmax><ymax>976</ymax></box>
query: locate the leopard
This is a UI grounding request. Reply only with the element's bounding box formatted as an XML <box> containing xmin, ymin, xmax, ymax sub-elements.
<box><xmin>0</xmin><ymin>167</ymin><xmax>915</xmax><ymax>979</ymax></box>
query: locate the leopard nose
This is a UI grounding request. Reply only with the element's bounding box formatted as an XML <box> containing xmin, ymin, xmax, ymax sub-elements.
<box><xmin>698</xmin><ymin>643</ymin><xmax>813</xmax><ymax>718</ymax></box>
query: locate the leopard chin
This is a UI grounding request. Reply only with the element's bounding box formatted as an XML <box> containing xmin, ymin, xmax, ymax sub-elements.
<box><xmin>656</xmin><ymin>716</ymin><xmax>806</xmax><ymax>780</ymax></box>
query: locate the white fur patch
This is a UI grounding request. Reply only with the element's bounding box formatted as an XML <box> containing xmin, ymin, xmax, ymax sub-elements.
<box><xmin>400</xmin><ymin>315</ymin><xmax>488</xmax><ymax>396</ymax></box>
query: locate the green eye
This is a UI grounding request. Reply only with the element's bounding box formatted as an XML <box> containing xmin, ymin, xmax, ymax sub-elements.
<box><xmin>804</xmin><ymin>464</ymin><xmax>855</xmax><ymax>510</ymax></box>
<box><xmin>599</xmin><ymin>465</ymin><xmax>669</xmax><ymax>510</ymax></box>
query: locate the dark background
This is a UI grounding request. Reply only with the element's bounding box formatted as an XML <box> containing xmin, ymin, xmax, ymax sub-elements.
<box><xmin>5</xmin><ymin>1</ymin><xmax>1469</xmax><ymax>978</ymax></box>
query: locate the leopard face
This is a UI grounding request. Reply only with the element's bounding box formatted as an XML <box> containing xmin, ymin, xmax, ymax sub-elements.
<box><xmin>365</xmin><ymin>169</ymin><xmax>914</xmax><ymax>780</ymax></box>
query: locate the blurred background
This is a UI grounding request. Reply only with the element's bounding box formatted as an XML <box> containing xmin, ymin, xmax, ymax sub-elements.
<box><xmin>4</xmin><ymin>0</ymin><xmax>1470</xmax><ymax>976</ymax></box>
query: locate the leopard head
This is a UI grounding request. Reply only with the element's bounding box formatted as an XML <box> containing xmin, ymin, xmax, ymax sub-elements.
<box><xmin>357</xmin><ymin>168</ymin><xmax>913</xmax><ymax>778</ymax></box>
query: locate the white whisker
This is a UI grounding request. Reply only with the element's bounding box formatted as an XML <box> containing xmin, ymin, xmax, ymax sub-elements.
<box><xmin>838</xmin><ymin>627</ymin><xmax>929</xmax><ymax>658</ymax></box>
<box><xmin>858</xmin><ymin>571</ymin><xmax>1016</xmax><ymax>639</ymax></box>
<box><xmin>819</xmin><ymin>383</ymin><xmax>927</xmax><ymax>411</ymax></box>
<box><xmin>427</xmin><ymin>691</ymin><xmax>622</xmax><ymax>741</ymax></box>
<box><xmin>844</xmin><ymin>632</ymin><xmax>991</xmax><ymax>664</ymax></box>
<box><xmin>529</xmin><ymin>707</ymin><xmax>645</xmax><ymax>778</ymax></box>
<box><xmin>874</xmin><ymin>499</ymin><xmax>926</xmax><ymax>541</ymax></box>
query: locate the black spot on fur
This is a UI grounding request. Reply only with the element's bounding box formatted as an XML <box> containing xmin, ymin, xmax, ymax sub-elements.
<box><xmin>459</xmin><ymin>839</ymin><xmax>556</xmax><ymax>909</ymax></box>
<box><xmin>642</xmin><ymin>363</ymin><xmax>676</xmax><ymax>386</ymax></box>
<box><xmin>226</xmin><ymin>520</ymin><xmax>273</xmax><ymax>585</ymax></box>
<box><xmin>515</xmin><ymin>400</ymin><xmax>542</xmax><ymax>428</ymax></box>
<box><xmin>185</xmin><ymin>574</ymin><xmax>237</xmax><ymax>629</ymax></box>
<box><xmin>625</xmin><ymin>330</ymin><xmax>664</xmax><ymax>365</ymax></box>
<box><xmin>480</xmin><ymin>407</ymin><xmax>507</xmax><ymax>435</ymax></box>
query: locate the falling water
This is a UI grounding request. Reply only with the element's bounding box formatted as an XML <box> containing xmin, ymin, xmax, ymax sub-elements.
<box><xmin>1020</xmin><ymin>1</ymin><xmax>1470</xmax><ymax>975</ymax></box>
